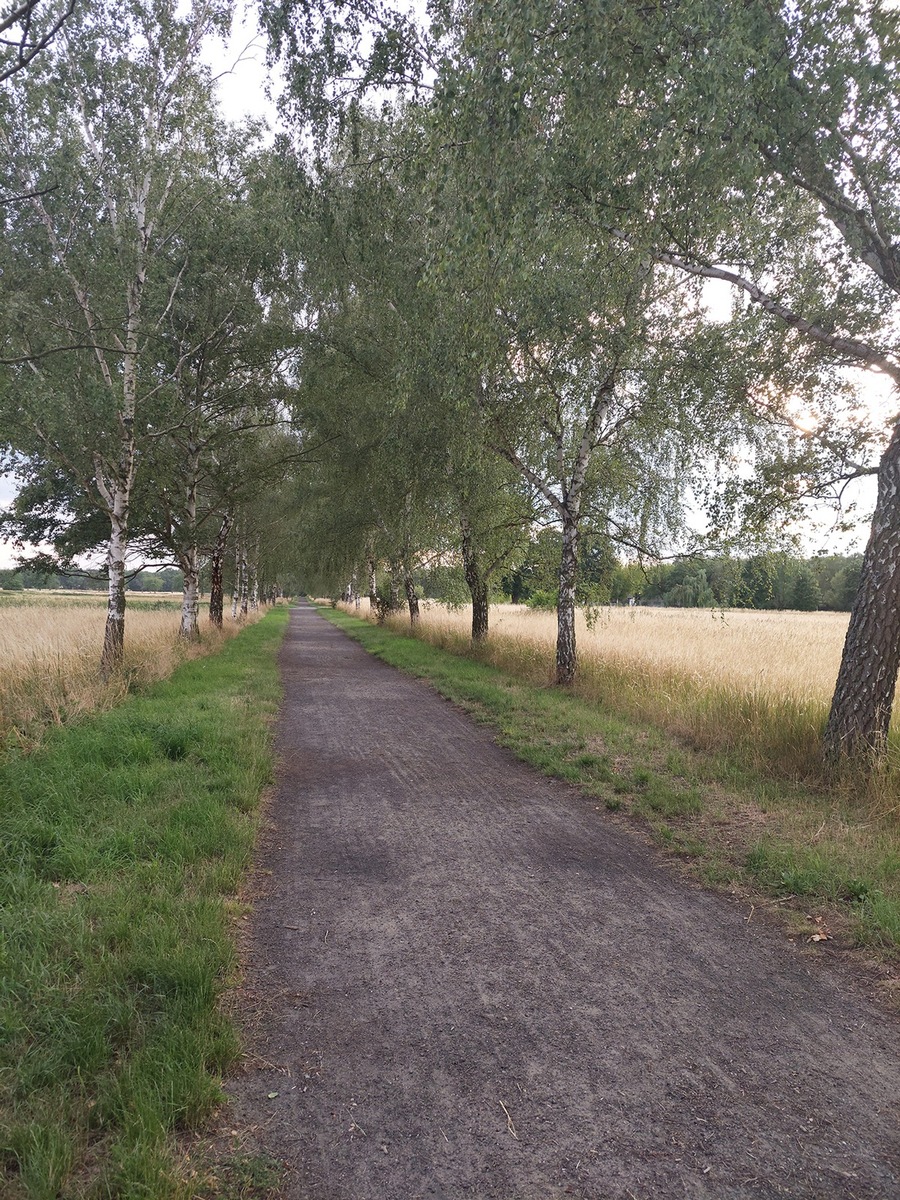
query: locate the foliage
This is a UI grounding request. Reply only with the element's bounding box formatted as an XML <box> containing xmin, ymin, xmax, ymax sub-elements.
<box><xmin>260</xmin><ymin>0</ymin><xmax>900</xmax><ymax>756</ymax></box>
<box><xmin>0</xmin><ymin>0</ymin><xmax>74</xmax><ymax>84</ymax></box>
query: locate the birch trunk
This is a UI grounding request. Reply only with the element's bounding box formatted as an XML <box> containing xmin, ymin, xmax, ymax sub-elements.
<box><xmin>208</xmin><ymin>513</ymin><xmax>231</xmax><ymax>628</ymax></box>
<box><xmin>404</xmin><ymin>570</ymin><xmax>420</xmax><ymax>624</ymax></box>
<box><xmin>179</xmin><ymin>548</ymin><xmax>201</xmax><ymax>641</ymax></box>
<box><xmin>240</xmin><ymin>542</ymin><xmax>249</xmax><ymax>618</ymax></box>
<box><xmin>231</xmin><ymin>538</ymin><xmax>241</xmax><ymax>621</ymax></box>
<box><xmin>824</xmin><ymin>422</ymin><xmax>900</xmax><ymax>760</ymax></box>
<box><xmin>461</xmin><ymin>516</ymin><xmax>489</xmax><ymax>641</ymax></box>
<box><xmin>249</xmin><ymin>539</ymin><xmax>259</xmax><ymax>612</ymax></box>
<box><xmin>178</xmin><ymin>448</ymin><xmax>201</xmax><ymax>640</ymax></box>
<box><xmin>367</xmin><ymin>557</ymin><xmax>378</xmax><ymax>610</ymax></box>
<box><xmin>100</xmin><ymin>481</ymin><xmax>129</xmax><ymax>678</ymax></box>
<box><xmin>556</xmin><ymin>514</ymin><xmax>579</xmax><ymax>686</ymax></box>
<box><xmin>389</xmin><ymin>562</ymin><xmax>401</xmax><ymax>612</ymax></box>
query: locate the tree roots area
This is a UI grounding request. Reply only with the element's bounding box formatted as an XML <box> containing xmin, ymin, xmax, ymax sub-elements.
<box><xmin>223</xmin><ymin>604</ymin><xmax>899</xmax><ymax>1200</ymax></box>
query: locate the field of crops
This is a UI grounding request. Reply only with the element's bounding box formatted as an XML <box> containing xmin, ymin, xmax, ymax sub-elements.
<box><xmin>362</xmin><ymin>600</ymin><xmax>898</xmax><ymax>777</ymax></box>
<box><xmin>408</xmin><ymin>602</ymin><xmax>851</xmax><ymax>705</ymax></box>
<box><xmin>0</xmin><ymin>591</ymin><xmax>226</xmax><ymax>747</ymax></box>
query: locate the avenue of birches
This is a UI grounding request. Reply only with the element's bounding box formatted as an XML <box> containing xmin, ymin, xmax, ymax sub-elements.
<box><xmin>2</xmin><ymin>1</ymin><xmax>900</xmax><ymax>764</ymax></box>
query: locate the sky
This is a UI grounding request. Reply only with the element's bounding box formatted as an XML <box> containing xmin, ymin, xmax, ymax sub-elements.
<box><xmin>206</xmin><ymin>2</ymin><xmax>279</xmax><ymax>128</ymax></box>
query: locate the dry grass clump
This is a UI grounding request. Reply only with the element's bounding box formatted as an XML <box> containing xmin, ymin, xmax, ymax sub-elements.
<box><xmin>0</xmin><ymin>599</ymin><xmax>245</xmax><ymax>749</ymax></box>
<box><xmin>353</xmin><ymin>600</ymin><xmax>898</xmax><ymax>790</ymax></box>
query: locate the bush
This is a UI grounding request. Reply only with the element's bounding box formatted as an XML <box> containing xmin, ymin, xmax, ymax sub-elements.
<box><xmin>0</xmin><ymin>570</ymin><xmax>24</xmax><ymax>591</ymax></box>
<box><xmin>525</xmin><ymin>589</ymin><xmax>558</xmax><ymax>610</ymax></box>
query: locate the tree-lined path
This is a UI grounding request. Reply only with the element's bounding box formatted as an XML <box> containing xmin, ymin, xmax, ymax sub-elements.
<box><xmin>227</xmin><ymin>605</ymin><xmax>899</xmax><ymax>1199</ymax></box>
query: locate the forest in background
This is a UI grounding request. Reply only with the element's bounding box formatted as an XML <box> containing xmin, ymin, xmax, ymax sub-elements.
<box><xmin>0</xmin><ymin>549</ymin><xmax>863</xmax><ymax>612</ymax></box>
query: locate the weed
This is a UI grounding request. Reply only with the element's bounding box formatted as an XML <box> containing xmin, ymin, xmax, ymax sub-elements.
<box><xmin>195</xmin><ymin>1153</ymin><xmax>284</xmax><ymax>1200</ymax></box>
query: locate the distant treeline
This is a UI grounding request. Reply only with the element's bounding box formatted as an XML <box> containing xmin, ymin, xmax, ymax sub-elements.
<box><xmin>627</xmin><ymin>553</ymin><xmax>859</xmax><ymax>612</ymax></box>
<box><xmin>420</xmin><ymin>531</ymin><xmax>860</xmax><ymax>613</ymax></box>
<box><xmin>0</xmin><ymin>568</ymin><xmax>184</xmax><ymax>593</ymax></box>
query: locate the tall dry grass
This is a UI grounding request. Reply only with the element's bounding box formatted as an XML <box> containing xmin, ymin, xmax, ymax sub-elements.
<box><xmin>0</xmin><ymin>596</ymin><xmax>244</xmax><ymax>749</ymax></box>
<box><xmin>353</xmin><ymin>600</ymin><xmax>899</xmax><ymax>789</ymax></box>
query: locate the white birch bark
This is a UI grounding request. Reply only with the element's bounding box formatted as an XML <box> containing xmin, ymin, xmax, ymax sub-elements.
<box><xmin>231</xmin><ymin>536</ymin><xmax>241</xmax><ymax>621</ymax></box>
<box><xmin>367</xmin><ymin>556</ymin><xmax>378</xmax><ymax>609</ymax></box>
<box><xmin>178</xmin><ymin>444</ymin><xmax>201</xmax><ymax>640</ymax></box>
<box><xmin>100</xmin><ymin>480</ymin><xmax>129</xmax><ymax>678</ymax></box>
<box><xmin>556</xmin><ymin>514</ymin><xmax>579</xmax><ymax>685</ymax></box>
<box><xmin>240</xmin><ymin>542</ymin><xmax>249</xmax><ymax>618</ymax></box>
<box><xmin>249</xmin><ymin>537</ymin><xmax>260</xmax><ymax>612</ymax></box>
<box><xmin>208</xmin><ymin>512</ymin><xmax>231</xmax><ymax>628</ymax></box>
<box><xmin>179</xmin><ymin>553</ymin><xmax>201</xmax><ymax>641</ymax></box>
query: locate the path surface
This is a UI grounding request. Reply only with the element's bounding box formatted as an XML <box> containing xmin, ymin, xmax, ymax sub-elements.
<box><xmin>227</xmin><ymin>604</ymin><xmax>900</xmax><ymax>1199</ymax></box>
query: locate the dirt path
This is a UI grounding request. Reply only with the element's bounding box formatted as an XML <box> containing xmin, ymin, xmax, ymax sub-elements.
<box><xmin>226</xmin><ymin>604</ymin><xmax>900</xmax><ymax>1199</ymax></box>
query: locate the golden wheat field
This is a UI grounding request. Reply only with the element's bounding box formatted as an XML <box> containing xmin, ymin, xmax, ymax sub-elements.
<box><xmin>350</xmin><ymin>599</ymin><xmax>898</xmax><ymax>772</ymax></box>
<box><xmin>0</xmin><ymin>593</ymin><xmax>235</xmax><ymax>746</ymax></box>
<box><xmin>411</xmin><ymin>602</ymin><xmax>851</xmax><ymax>705</ymax></box>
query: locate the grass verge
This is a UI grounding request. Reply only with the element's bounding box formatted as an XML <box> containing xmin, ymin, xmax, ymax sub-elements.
<box><xmin>322</xmin><ymin>607</ymin><xmax>900</xmax><ymax>976</ymax></box>
<box><xmin>0</xmin><ymin>606</ymin><xmax>289</xmax><ymax>1199</ymax></box>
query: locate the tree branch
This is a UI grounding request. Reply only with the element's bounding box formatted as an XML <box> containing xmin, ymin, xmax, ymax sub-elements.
<box><xmin>651</xmin><ymin>244</ymin><xmax>900</xmax><ymax>384</ymax></box>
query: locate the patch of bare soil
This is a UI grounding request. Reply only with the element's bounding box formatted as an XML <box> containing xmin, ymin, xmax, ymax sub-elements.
<box><xmin>223</xmin><ymin>604</ymin><xmax>899</xmax><ymax>1199</ymax></box>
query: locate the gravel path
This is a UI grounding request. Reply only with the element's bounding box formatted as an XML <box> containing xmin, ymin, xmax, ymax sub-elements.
<box><xmin>226</xmin><ymin>603</ymin><xmax>900</xmax><ymax>1199</ymax></box>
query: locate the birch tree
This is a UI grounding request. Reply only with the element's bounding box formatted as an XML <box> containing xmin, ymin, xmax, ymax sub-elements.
<box><xmin>0</xmin><ymin>0</ymin><xmax>229</xmax><ymax>675</ymax></box>
<box><xmin>145</xmin><ymin>141</ymin><xmax>297</xmax><ymax>639</ymax></box>
<box><xmin>264</xmin><ymin>1</ymin><xmax>900</xmax><ymax>759</ymax></box>
<box><xmin>442</xmin><ymin>0</ymin><xmax>900</xmax><ymax>754</ymax></box>
<box><xmin>0</xmin><ymin>0</ymin><xmax>75</xmax><ymax>84</ymax></box>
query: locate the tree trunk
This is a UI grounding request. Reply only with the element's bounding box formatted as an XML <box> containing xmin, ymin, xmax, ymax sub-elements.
<box><xmin>240</xmin><ymin>541</ymin><xmax>249</xmax><ymax>618</ymax></box>
<box><xmin>461</xmin><ymin>515</ymin><xmax>489</xmax><ymax>641</ymax></box>
<box><xmin>178</xmin><ymin>450</ymin><xmax>201</xmax><ymax>640</ymax></box>
<box><xmin>179</xmin><ymin>547</ymin><xmax>201</xmax><ymax>640</ymax></box>
<box><xmin>556</xmin><ymin>513</ymin><xmax>579</xmax><ymax>686</ymax></box>
<box><xmin>231</xmin><ymin>536</ymin><xmax>241</xmax><ymax>621</ymax></box>
<box><xmin>389</xmin><ymin>561</ymin><xmax>401</xmax><ymax>612</ymax></box>
<box><xmin>824</xmin><ymin>423</ymin><xmax>900</xmax><ymax>760</ymax></box>
<box><xmin>208</xmin><ymin>513</ymin><xmax>231</xmax><ymax>628</ymax></box>
<box><xmin>404</xmin><ymin>570</ymin><xmax>420</xmax><ymax>624</ymax></box>
<box><xmin>367</xmin><ymin>557</ymin><xmax>377</xmax><ymax>611</ymax></box>
<box><xmin>100</xmin><ymin>483</ymin><xmax>129</xmax><ymax>679</ymax></box>
<box><xmin>249</xmin><ymin>538</ymin><xmax>259</xmax><ymax>612</ymax></box>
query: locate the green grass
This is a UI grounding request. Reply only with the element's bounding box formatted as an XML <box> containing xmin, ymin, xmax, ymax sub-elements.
<box><xmin>0</xmin><ymin>607</ymin><xmax>288</xmax><ymax>1199</ymax></box>
<box><xmin>192</xmin><ymin>1153</ymin><xmax>283</xmax><ymax>1200</ymax></box>
<box><xmin>322</xmin><ymin>607</ymin><xmax>900</xmax><ymax>961</ymax></box>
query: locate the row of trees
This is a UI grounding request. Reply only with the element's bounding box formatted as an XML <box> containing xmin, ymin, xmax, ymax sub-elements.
<box><xmin>637</xmin><ymin>554</ymin><xmax>861</xmax><ymax>614</ymax></box>
<box><xmin>2</xmin><ymin>1</ymin><xmax>900</xmax><ymax>766</ymax></box>
<box><xmin>259</xmin><ymin>0</ymin><xmax>900</xmax><ymax>762</ymax></box>
<box><xmin>393</xmin><ymin>539</ymin><xmax>859</xmax><ymax>614</ymax></box>
<box><xmin>0</xmin><ymin>565</ymin><xmax>185</xmax><ymax>591</ymax></box>
<box><xmin>0</xmin><ymin>1</ymin><xmax>307</xmax><ymax>663</ymax></box>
